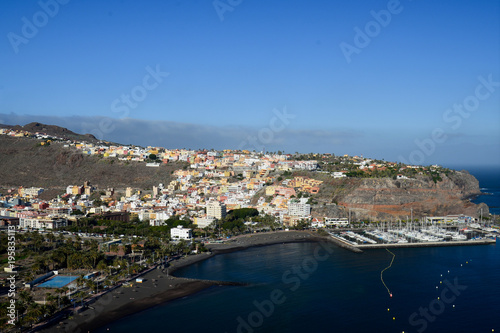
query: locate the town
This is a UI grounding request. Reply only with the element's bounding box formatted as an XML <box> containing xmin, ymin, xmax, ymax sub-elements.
<box><xmin>0</xmin><ymin>125</ymin><xmax>497</xmax><ymax>332</ymax></box>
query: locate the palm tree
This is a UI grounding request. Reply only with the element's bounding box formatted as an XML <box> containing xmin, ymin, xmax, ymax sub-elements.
<box><xmin>50</xmin><ymin>250</ymin><xmax>66</xmax><ymax>270</ymax></box>
<box><xmin>40</xmin><ymin>303</ymin><xmax>52</xmax><ymax>319</ymax></box>
<box><xmin>89</xmin><ymin>250</ymin><xmax>101</xmax><ymax>268</ymax></box>
<box><xmin>85</xmin><ymin>279</ymin><xmax>96</xmax><ymax>293</ymax></box>
<box><xmin>25</xmin><ymin>304</ymin><xmax>43</xmax><ymax>328</ymax></box>
<box><xmin>82</xmin><ymin>255</ymin><xmax>93</xmax><ymax>273</ymax></box>
<box><xmin>46</xmin><ymin>233</ymin><xmax>56</xmax><ymax>249</ymax></box>
<box><xmin>75</xmin><ymin>275</ymin><xmax>85</xmax><ymax>290</ymax></box>
<box><xmin>45</xmin><ymin>292</ymin><xmax>55</xmax><ymax>305</ymax></box>
<box><xmin>17</xmin><ymin>290</ymin><xmax>33</xmax><ymax>323</ymax></box>
<box><xmin>96</xmin><ymin>260</ymin><xmax>108</xmax><ymax>274</ymax></box>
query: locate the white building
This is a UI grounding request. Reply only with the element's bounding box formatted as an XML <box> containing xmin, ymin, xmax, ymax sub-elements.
<box><xmin>22</xmin><ymin>187</ymin><xmax>44</xmax><ymax>197</ymax></box>
<box><xmin>66</xmin><ymin>185</ymin><xmax>74</xmax><ymax>195</ymax></box>
<box><xmin>425</xmin><ymin>215</ymin><xmax>475</xmax><ymax>224</ymax></box>
<box><xmin>288</xmin><ymin>199</ymin><xmax>310</xmax><ymax>218</ymax></box>
<box><xmin>206</xmin><ymin>201</ymin><xmax>227</xmax><ymax>220</ymax></box>
<box><xmin>195</xmin><ymin>216</ymin><xmax>215</xmax><ymax>228</ymax></box>
<box><xmin>170</xmin><ymin>225</ymin><xmax>192</xmax><ymax>241</ymax></box>
<box><xmin>150</xmin><ymin>219</ymin><xmax>166</xmax><ymax>226</ymax></box>
<box><xmin>19</xmin><ymin>217</ymin><xmax>67</xmax><ymax>229</ymax></box>
<box><xmin>325</xmin><ymin>218</ymin><xmax>349</xmax><ymax>226</ymax></box>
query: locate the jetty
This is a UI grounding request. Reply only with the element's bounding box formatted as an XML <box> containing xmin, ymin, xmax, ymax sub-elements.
<box><xmin>356</xmin><ymin>238</ymin><xmax>496</xmax><ymax>249</ymax></box>
<box><xmin>327</xmin><ymin>230</ymin><xmax>497</xmax><ymax>253</ymax></box>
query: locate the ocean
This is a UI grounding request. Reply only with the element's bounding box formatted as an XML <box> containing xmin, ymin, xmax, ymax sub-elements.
<box><xmin>97</xmin><ymin>242</ymin><xmax>500</xmax><ymax>333</ymax></box>
<box><xmin>465</xmin><ymin>166</ymin><xmax>500</xmax><ymax>216</ymax></box>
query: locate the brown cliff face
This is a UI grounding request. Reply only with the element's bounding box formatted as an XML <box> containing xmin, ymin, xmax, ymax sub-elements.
<box><xmin>331</xmin><ymin>172</ymin><xmax>487</xmax><ymax>221</ymax></box>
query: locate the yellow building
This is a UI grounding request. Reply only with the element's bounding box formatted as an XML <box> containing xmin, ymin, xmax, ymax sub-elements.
<box><xmin>266</xmin><ymin>186</ymin><xmax>277</xmax><ymax>196</ymax></box>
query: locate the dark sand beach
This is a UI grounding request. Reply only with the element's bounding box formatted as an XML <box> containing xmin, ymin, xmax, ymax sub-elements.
<box><xmin>39</xmin><ymin>231</ymin><xmax>324</xmax><ymax>332</ymax></box>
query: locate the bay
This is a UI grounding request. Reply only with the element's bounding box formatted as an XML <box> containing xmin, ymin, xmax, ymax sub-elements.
<box><xmin>97</xmin><ymin>242</ymin><xmax>500</xmax><ymax>333</ymax></box>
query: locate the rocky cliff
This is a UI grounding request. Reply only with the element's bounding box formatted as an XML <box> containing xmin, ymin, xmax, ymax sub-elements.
<box><xmin>321</xmin><ymin>172</ymin><xmax>487</xmax><ymax>221</ymax></box>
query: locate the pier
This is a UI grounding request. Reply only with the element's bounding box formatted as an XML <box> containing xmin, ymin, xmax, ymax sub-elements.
<box><xmin>327</xmin><ymin>230</ymin><xmax>497</xmax><ymax>252</ymax></box>
<box><xmin>326</xmin><ymin>233</ymin><xmax>363</xmax><ymax>253</ymax></box>
<box><xmin>356</xmin><ymin>238</ymin><xmax>496</xmax><ymax>249</ymax></box>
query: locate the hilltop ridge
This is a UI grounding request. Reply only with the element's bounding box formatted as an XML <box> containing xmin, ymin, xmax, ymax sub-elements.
<box><xmin>0</xmin><ymin>122</ymin><xmax>100</xmax><ymax>144</ymax></box>
<box><xmin>0</xmin><ymin>135</ymin><xmax>184</xmax><ymax>189</ymax></box>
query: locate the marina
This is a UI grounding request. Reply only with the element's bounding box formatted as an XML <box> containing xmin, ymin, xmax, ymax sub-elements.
<box><xmin>327</xmin><ymin>223</ymin><xmax>498</xmax><ymax>250</ymax></box>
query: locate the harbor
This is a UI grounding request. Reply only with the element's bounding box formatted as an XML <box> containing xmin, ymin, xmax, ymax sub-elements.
<box><xmin>327</xmin><ymin>222</ymin><xmax>498</xmax><ymax>251</ymax></box>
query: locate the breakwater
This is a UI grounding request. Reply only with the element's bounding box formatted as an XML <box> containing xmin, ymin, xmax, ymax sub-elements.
<box><xmin>356</xmin><ymin>238</ymin><xmax>496</xmax><ymax>249</ymax></box>
<box><xmin>327</xmin><ymin>234</ymin><xmax>364</xmax><ymax>253</ymax></box>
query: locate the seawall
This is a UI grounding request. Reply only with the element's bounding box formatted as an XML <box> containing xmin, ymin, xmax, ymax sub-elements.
<box><xmin>356</xmin><ymin>238</ymin><xmax>496</xmax><ymax>249</ymax></box>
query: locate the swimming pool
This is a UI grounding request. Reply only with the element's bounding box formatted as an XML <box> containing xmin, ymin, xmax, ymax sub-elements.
<box><xmin>37</xmin><ymin>275</ymin><xmax>78</xmax><ymax>288</ymax></box>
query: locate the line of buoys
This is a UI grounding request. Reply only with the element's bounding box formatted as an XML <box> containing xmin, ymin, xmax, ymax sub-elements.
<box><xmin>381</xmin><ymin>248</ymin><xmax>396</xmax><ymax>297</ymax></box>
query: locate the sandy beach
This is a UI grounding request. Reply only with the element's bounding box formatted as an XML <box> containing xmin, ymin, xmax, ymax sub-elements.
<box><xmin>38</xmin><ymin>231</ymin><xmax>324</xmax><ymax>332</ymax></box>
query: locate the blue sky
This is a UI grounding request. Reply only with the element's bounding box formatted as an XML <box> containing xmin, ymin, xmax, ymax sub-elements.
<box><xmin>0</xmin><ymin>0</ymin><xmax>499</xmax><ymax>167</ymax></box>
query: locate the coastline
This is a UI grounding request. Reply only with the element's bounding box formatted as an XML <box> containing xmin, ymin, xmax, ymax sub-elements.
<box><xmin>36</xmin><ymin>231</ymin><xmax>497</xmax><ymax>332</ymax></box>
<box><xmin>40</xmin><ymin>231</ymin><xmax>323</xmax><ymax>332</ymax></box>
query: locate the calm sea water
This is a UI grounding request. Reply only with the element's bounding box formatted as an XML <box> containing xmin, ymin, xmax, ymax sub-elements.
<box><xmin>465</xmin><ymin>166</ymin><xmax>500</xmax><ymax>216</ymax></box>
<box><xmin>97</xmin><ymin>242</ymin><xmax>500</xmax><ymax>333</ymax></box>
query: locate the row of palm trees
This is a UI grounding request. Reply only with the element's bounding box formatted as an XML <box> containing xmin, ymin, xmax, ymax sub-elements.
<box><xmin>0</xmin><ymin>288</ymin><xmax>72</xmax><ymax>331</ymax></box>
<box><xmin>0</xmin><ymin>230</ymin><xmax>199</xmax><ymax>331</ymax></box>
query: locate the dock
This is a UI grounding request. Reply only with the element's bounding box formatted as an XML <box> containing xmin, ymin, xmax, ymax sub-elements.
<box><xmin>327</xmin><ymin>233</ymin><xmax>496</xmax><ymax>252</ymax></box>
<box><xmin>356</xmin><ymin>238</ymin><xmax>496</xmax><ymax>249</ymax></box>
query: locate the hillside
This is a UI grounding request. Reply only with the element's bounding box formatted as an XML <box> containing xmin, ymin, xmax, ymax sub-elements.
<box><xmin>0</xmin><ymin>122</ymin><xmax>101</xmax><ymax>144</ymax></box>
<box><xmin>304</xmin><ymin>171</ymin><xmax>488</xmax><ymax>220</ymax></box>
<box><xmin>0</xmin><ymin>135</ymin><xmax>186</xmax><ymax>190</ymax></box>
